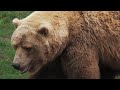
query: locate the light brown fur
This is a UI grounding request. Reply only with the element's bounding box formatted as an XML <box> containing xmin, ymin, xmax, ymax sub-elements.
<box><xmin>11</xmin><ymin>11</ymin><xmax>120</xmax><ymax>79</ymax></box>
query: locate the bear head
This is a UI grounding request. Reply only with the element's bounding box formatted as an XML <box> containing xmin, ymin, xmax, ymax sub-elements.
<box><xmin>11</xmin><ymin>11</ymin><xmax>69</xmax><ymax>74</ymax></box>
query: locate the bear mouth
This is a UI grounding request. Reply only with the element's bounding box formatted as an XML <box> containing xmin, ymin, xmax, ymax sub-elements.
<box><xmin>19</xmin><ymin>60</ymin><xmax>33</xmax><ymax>74</ymax></box>
<box><xmin>20</xmin><ymin>65</ymin><xmax>31</xmax><ymax>74</ymax></box>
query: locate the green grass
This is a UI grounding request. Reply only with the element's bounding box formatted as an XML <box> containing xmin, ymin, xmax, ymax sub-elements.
<box><xmin>0</xmin><ymin>11</ymin><xmax>33</xmax><ymax>79</ymax></box>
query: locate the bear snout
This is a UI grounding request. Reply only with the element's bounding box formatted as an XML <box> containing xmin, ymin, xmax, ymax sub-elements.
<box><xmin>12</xmin><ymin>63</ymin><xmax>20</xmax><ymax>70</ymax></box>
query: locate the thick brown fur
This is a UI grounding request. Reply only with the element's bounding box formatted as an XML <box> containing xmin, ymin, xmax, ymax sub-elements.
<box><xmin>60</xmin><ymin>11</ymin><xmax>120</xmax><ymax>79</ymax></box>
<box><xmin>11</xmin><ymin>11</ymin><xmax>120</xmax><ymax>79</ymax></box>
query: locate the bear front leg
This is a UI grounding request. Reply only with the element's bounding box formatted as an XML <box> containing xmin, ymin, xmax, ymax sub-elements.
<box><xmin>61</xmin><ymin>47</ymin><xmax>100</xmax><ymax>79</ymax></box>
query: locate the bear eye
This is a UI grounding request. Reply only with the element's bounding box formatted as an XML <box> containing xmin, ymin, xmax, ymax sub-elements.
<box><xmin>38</xmin><ymin>27</ymin><xmax>49</xmax><ymax>36</ymax></box>
<box><xmin>24</xmin><ymin>47</ymin><xmax>32</xmax><ymax>52</ymax></box>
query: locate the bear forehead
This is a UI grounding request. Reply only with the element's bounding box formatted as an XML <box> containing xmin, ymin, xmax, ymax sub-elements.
<box><xmin>16</xmin><ymin>11</ymin><xmax>68</xmax><ymax>32</ymax></box>
<box><xmin>12</xmin><ymin>11</ymin><xmax>69</xmax><ymax>46</ymax></box>
<box><xmin>24</xmin><ymin>11</ymin><xmax>65</xmax><ymax>24</ymax></box>
<box><xmin>11</xmin><ymin>27</ymin><xmax>37</xmax><ymax>46</ymax></box>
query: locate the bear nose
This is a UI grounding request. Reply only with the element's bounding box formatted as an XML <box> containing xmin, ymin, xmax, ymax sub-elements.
<box><xmin>12</xmin><ymin>63</ymin><xmax>20</xmax><ymax>70</ymax></box>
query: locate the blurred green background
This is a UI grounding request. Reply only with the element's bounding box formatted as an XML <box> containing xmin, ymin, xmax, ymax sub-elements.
<box><xmin>0</xmin><ymin>11</ymin><xmax>33</xmax><ymax>79</ymax></box>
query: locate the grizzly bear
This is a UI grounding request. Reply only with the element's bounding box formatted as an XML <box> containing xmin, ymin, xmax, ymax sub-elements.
<box><xmin>11</xmin><ymin>11</ymin><xmax>120</xmax><ymax>79</ymax></box>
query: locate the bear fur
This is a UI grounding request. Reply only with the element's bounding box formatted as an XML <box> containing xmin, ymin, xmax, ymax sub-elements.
<box><xmin>11</xmin><ymin>11</ymin><xmax>120</xmax><ymax>79</ymax></box>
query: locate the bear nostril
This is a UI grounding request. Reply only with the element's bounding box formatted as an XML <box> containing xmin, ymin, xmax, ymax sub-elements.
<box><xmin>12</xmin><ymin>63</ymin><xmax>20</xmax><ymax>70</ymax></box>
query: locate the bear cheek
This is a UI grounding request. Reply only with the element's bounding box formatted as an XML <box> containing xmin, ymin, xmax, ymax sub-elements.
<box><xmin>28</xmin><ymin>63</ymin><xmax>39</xmax><ymax>73</ymax></box>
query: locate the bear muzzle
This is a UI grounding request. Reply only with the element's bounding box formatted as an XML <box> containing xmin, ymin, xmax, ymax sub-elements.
<box><xmin>12</xmin><ymin>63</ymin><xmax>31</xmax><ymax>74</ymax></box>
<box><xmin>12</xmin><ymin>63</ymin><xmax>20</xmax><ymax>70</ymax></box>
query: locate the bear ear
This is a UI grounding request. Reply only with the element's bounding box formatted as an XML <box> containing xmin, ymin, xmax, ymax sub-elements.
<box><xmin>12</xmin><ymin>18</ymin><xmax>21</xmax><ymax>28</ymax></box>
<box><xmin>37</xmin><ymin>27</ymin><xmax>49</xmax><ymax>36</ymax></box>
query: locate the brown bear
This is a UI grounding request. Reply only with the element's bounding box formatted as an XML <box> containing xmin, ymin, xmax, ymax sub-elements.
<box><xmin>11</xmin><ymin>11</ymin><xmax>120</xmax><ymax>79</ymax></box>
